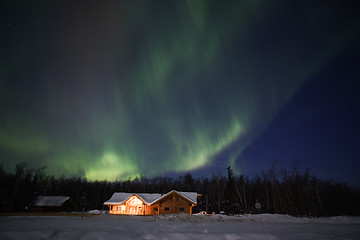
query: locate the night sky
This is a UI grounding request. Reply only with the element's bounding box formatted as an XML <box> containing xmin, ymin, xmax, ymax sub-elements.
<box><xmin>2</xmin><ymin>1</ymin><xmax>360</xmax><ymax>185</ymax></box>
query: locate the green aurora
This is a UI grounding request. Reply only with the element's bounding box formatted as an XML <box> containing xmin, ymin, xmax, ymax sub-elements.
<box><xmin>2</xmin><ymin>1</ymin><xmax>359</xmax><ymax>181</ymax></box>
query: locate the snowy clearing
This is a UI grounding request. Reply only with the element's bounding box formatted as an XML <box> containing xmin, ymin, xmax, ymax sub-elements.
<box><xmin>1</xmin><ymin>213</ymin><xmax>359</xmax><ymax>240</ymax></box>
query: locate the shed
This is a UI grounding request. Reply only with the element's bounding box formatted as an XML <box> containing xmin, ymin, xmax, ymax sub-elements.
<box><xmin>34</xmin><ymin>196</ymin><xmax>74</xmax><ymax>212</ymax></box>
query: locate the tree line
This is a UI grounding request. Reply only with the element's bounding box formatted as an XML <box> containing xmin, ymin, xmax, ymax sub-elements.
<box><xmin>0</xmin><ymin>162</ymin><xmax>359</xmax><ymax>216</ymax></box>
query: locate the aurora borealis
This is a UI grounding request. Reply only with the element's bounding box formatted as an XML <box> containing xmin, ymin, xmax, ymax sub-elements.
<box><xmin>2</xmin><ymin>1</ymin><xmax>360</xmax><ymax>184</ymax></box>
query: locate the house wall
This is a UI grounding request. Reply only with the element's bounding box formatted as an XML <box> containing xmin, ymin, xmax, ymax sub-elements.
<box><xmin>109</xmin><ymin>204</ymin><xmax>158</xmax><ymax>215</ymax></box>
<box><xmin>108</xmin><ymin>195</ymin><xmax>158</xmax><ymax>215</ymax></box>
<box><xmin>109</xmin><ymin>204</ymin><xmax>160</xmax><ymax>215</ymax></box>
<box><xmin>157</xmin><ymin>192</ymin><xmax>194</xmax><ymax>215</ymax></box>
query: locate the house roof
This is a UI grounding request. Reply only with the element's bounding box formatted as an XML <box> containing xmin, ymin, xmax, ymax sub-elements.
<box><xmin>152</xmin><ymin>190</ymin><xmax>197</xmax><ymax>205</ymax></box>
<box><xmin>103</xmin><ymin>192</ymin><xmax>133</xmax><ymax>205</ymax></box>
<box><xmin>136</xmin><ymin>193</ymin><xmax>162</xmax><ymax>205</ymax></box>
<box><xmin>104</xmin><ymin>190</ymin><xmax>197</xmax><ymax>206</ymax></box>
<box><xmin>35</xmin><ymin>196</ymin><xmax>70</xmax><ymax>207</ymax></box>
<box><xmin>103</xmin><ymin>193</ymin><xmax>162</xmax><ymax>205</ymax></box>
<box><xmin>175</xmin><ymin>191</ymin><xmax>198</xmax><ymax>204</ymax></box>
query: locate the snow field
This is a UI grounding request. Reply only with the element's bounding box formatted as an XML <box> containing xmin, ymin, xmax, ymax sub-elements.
<box><xmin>0</xmin><ymin>213</ymin><xmax>359</xmax><ymax>240</ymax></box>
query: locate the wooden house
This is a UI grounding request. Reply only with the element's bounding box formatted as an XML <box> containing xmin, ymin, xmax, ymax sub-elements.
<box><xmin>104</xmin><ymin>190</ymin><xmax>197</xmax><ymax>215</ymax></box>
<box><xmin>34</xmin><ymin>196</ymin><xmax>74</xmax><ymax>212</ymax></box>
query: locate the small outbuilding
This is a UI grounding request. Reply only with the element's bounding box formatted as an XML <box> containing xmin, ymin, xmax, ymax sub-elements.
<box><xmin>104</xmin><ymin>190</ymin><xmax>197</xmax><ymax>215</ymax></box>
<box><xmin>34</xmin><ymin>196</ymin><xmax>75</xmax><ymax>212</ymax></box>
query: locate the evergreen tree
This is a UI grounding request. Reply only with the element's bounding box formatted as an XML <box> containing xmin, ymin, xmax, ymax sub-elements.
<box><xmin>224</xmin><ymin>166</ymin><xmax>240</xmax><ymax>215</ymax></box>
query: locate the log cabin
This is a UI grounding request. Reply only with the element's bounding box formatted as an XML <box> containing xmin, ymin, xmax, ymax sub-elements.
<box><xmin>104</xmin><ymin>190</ymin><xmax>197</xmax><ymax>215</ymax></box>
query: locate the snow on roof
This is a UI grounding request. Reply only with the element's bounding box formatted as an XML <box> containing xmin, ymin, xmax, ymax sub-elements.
<box><xmin>104</xmin><ymin>191</ymin><xmax>198</xmax><ymax>205</ymax></box>
<box><xmin>156</xmin><ymin>190</ymin><xmax>197</xmax><ymax>205</ymax></box>
<box><xmin>177</xmin><ymin>191</ymin><xmax>198</xmax><ymax>205</ymax></box>
<box><xmin>104</xmin><ymin>193</ymin><xmax>162</xmax><ymax>205</ymax></box>
<box><xmin>136</xmin><ymin>193</ymin><xmax>162</xmax><ymax>205</ymax></box>
<box><xmin>103</xmin><ymin>192</ymin><xmax>132</xmax><ymax>205</ymax></box>
<box><xmin>35</xmin><ymin>196</ymin><xmax>70</xmax><ymax>207</ymax></box>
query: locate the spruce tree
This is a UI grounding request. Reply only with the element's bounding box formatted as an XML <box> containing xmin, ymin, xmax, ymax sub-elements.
<box><xmin>224</xmin><ymin>166</ymin><xmax>240</xmax><ymax>215</ymax></box>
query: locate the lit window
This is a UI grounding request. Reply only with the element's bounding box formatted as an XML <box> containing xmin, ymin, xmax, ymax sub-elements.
<box><xmin>121</xmin><ymin>205</ymin><xmax>125</xmax><ymax>211</ymax></box>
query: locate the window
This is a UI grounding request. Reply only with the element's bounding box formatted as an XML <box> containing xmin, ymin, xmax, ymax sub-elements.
<box><xmin>121</xmin><ymin>205</ymin><xmax>125</xmax><ymax>211</ymax></box>
<box><xmin>164</xmin><ymin>207</ymin><xmax>169</xmax><ymax>211</ymax></box>
<box><xmin>179</xmin><ymin>207</ymin><xmax>184</xmax><ymax>211</ymax></box>
<box><xmin>176</xmin><ymin>197</ymin><xmax>179</xmax><ymax>201</ymax></box>
<box><xmin>153</xmin><ymin>207</ymin><xmax>158</xmax><ymax>211</ymax></box>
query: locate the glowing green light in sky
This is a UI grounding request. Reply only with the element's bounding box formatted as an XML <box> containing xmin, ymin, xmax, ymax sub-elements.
<box><xmin>85</xmin><ymin>151</ymin><xmax>140</xmax><ymax>181</ymax></box>
<box><xmin>1</xmin><ymin>1</ymin><xmax>358</xmax><ymax>181</ymax></box>
<box><xmin>168</xmin><ymin>118</ymin><xmax>244</xmax><ymax>172</ymax></box>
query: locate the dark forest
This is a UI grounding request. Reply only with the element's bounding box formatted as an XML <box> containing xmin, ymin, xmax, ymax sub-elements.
<box><xmin>1</xmin><ymin>163</ymin><xmax>359</xmax><ymax>217</ymax></box>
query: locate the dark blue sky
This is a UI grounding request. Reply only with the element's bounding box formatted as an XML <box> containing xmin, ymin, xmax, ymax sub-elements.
<box><xmin>240</xmin><ymin>47</ymin><xmax>360</xmax><ymax>185</ymax></box>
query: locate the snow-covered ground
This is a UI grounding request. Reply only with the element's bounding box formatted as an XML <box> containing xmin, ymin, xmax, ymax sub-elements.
<box><xmin>1</xmin><ymin>213</ymin><xmax>359</xmax><ymax>240</ymax></box>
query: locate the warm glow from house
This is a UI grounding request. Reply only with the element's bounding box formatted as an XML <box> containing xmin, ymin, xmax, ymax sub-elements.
<box><xmin>126</xmin><ymin>196</ymin><xmax>144</xmax><ymax>215</ymax></box>
<box><xmin>128</xmin><ymin>196</ymin><xmax>143</xmax><ymax>206</ymax></box>
<box><xmin>107</xmin><ymin>195</ymin><xmax>146</xmax><ymax>215</ymax></box>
